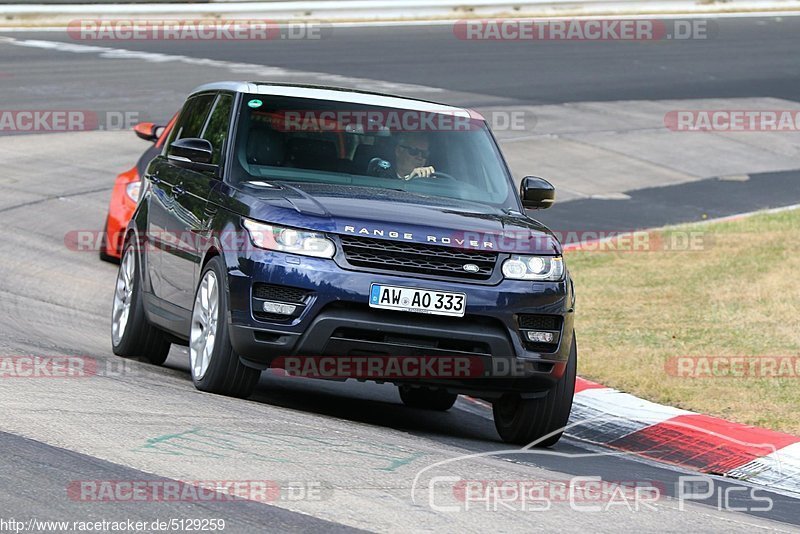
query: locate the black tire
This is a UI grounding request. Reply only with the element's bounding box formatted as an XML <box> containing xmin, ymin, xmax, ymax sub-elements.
<box><xmin>399</xmin><ymin>386</ymin><xmax>458</xmax><ymax>411</ymax></box>
<box><xmin>492</xmin><ymin>333</ymin><xmax>577</xmax><ymax>446</ymax></box>
<box><xmin>99</xmin><ymin>215</ymin><xmax>121</xmax><ymax>264</ymax></box>
<box><xmin>111</xmin><ymin>241</ymin><xmax>171</xmax><ymax>365</ymax></box>
<box><xmin>190</xmin><ymin>256</ymin><xmax>260</xmax><ymax>399</ymax></box>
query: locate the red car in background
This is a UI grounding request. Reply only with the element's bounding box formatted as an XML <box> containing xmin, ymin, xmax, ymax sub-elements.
<box><xmin>99</xmin><ymin>116</ymin><xmax>176</xmax><ymax>262</ymax></box>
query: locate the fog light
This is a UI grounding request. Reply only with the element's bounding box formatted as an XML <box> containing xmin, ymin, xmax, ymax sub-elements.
<box><xmin>262</xmin><ymin>301</ymin><xmax>297</xmax><ymax>315</ymax></box>
<box><xmin>526</xmin><ymin>331</ymin><xmax>555</xmax><ymax>343</ymax></box>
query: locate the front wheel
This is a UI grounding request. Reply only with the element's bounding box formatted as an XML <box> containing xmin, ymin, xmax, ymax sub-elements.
<box><xmin>111</xmin><ymin>242</ymin><xmax>171</xmax><ymax>365</ymax></box>
<box><xmin>399</xmin><ymin>386</ymin><xmax>458</xmax><ymax>411</ymax></box>
<box><xmin>492</xmin><ymin>333</ymin><xmax>577</xmax><ymax>446</ymax></box>
<box><xmin>189</xmin><ymin>257</ymin><xmax>260</xmax><ymax>398</ymax></box>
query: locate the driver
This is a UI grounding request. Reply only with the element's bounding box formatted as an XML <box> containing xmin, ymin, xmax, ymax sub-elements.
<box><xmin>393</xmin><ymin>132</ymin><xmax>435</xmax><ymax>180</ymax></box>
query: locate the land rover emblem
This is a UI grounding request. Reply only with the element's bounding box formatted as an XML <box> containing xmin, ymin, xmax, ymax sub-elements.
<box><xmin>463</xmin><ymin>264</ymin><xmax>480</xmax><ymax>273</ymax></box>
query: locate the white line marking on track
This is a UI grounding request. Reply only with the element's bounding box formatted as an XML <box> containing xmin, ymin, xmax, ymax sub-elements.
<box><xmin>0</xmin><ymin>36</ymin><xmax>444</xmax><ymax>95</ymax></box>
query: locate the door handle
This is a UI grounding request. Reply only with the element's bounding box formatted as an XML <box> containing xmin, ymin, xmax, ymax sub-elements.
<box><xmin>172</xmin><ymin>185</ymin><xmax>186</xmax><ymax>196</ymax></box>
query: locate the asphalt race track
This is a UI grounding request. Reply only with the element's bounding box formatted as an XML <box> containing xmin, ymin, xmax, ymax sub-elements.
<box><xmin>0</xmin><ymin>15</ymin><xmax>799</xmax><ymax>532</ymax></box>
<box><xmin>3</xmin><ymin>16</ymin><xmax>800</xmax><ymax>106</ymax></box>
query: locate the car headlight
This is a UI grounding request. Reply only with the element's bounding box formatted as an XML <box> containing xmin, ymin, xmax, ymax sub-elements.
<box><xmin>125</xmin><ymin>182</ymin><xmax>141</xmax><ymax>203</ymax></box>
<box><xmin>502</xmin><ymin>255</ymin><xmax>564</xmax><ymax>281</ymax></box>
<box><xmin>243</xmin><ymin>219</ymin><xmax>336</xmax><ymax>259</ymax></box>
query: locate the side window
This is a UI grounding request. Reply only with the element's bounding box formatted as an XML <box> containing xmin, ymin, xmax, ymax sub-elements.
<box><xmin>165</xmin><ymin>93</ymin><xmax>215</xmax><ymax>156</ymax></box>
<box><xmin>201</xmin><ymin>93</ymin><xmax>233</xmax><ymax>166</ymax></box>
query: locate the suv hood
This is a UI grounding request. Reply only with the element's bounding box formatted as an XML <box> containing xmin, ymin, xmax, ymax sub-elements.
<box><xmin>238</xmin><ymin>181</ymin><xmax>561</xmax><ymax>255</ymax></box>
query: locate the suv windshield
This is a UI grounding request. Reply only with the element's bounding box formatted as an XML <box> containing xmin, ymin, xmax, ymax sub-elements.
<box><xmin>230</xmin><ymin>94</ymin><xmax>516</xmax><ymax>208</ymax></box>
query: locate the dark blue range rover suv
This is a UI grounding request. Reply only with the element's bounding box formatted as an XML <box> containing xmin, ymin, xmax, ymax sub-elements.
<box><xmin>111</xmin><ymin>82</ymin><xmax>577</xmax><ymax>445</ymax></box>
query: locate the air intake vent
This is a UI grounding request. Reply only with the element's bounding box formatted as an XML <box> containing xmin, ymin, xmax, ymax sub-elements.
<box><xmin>518</xmin><ymin>314</ymin><xmax>561</xmax><ymax>330</ymax></box>
<box><xmin>253</xmin><ymin>284</ymin><xmax>309</xmax><ymax>304</ymax></box>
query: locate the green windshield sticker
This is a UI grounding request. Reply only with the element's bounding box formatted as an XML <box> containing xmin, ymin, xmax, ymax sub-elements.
<box><xmin>247</xmin><ymin>99</ymin><xmax>263</xmax><ymax>109</ymax></box>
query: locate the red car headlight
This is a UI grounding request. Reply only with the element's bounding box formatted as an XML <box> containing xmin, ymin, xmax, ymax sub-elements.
<box><xmin>125</xmin><ymin>182</ymin><xmax>141</xmax><ymax>203</ymax></box>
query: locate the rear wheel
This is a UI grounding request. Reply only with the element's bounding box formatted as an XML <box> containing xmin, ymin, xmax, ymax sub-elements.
<box><xmin>399</xmin><ymin>386</ymin><xmax>458</xmax><ymax>411</ymax></box>
<box><xmin>189</xmin><ymin>257</ymin><xmax>260</xmax><ymax>398</ymax></box>
<box><xmin>492</xmin><ymin>333</ymin><xmax>577</xmax><ymax>446</ymax></box>
<box><xmin>111</xmin><ymin>242</ymin><xmax>171</xmax><ymax>365</ymax></box>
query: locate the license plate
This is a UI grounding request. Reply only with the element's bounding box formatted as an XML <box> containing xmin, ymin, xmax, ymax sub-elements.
<box><xmin>369</xmin><ymin>284</ymin><xmax>466</xmax><ymax>317</ymax></box>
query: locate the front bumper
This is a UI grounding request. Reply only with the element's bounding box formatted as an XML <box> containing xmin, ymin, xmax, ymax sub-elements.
<box><xmin>227</xmin><ymin>249</ymin><xmax>575</xmax><ymax>397</ymax></box>
<box><xmin>104</xmin><ymin>168</ymin><xmax>139</xmax><ymax>259</ymax></box>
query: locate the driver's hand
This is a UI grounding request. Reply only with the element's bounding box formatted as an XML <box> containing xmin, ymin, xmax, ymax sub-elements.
<box><xmin>405</xmin><ymin>166</ymin><xmax>435</xmax><ymax>180</ymax></box>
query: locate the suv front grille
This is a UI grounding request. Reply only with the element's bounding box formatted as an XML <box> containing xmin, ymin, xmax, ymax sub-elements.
<box><xmin>339</xmin><ymin>235</ymin><xmax>497</xmax><ymax>280</ymax></box>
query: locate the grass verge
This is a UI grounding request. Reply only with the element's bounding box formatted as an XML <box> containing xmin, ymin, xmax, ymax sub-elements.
<box><xmin>568</xmin><ymin>207</ymin><xmax>800</xmax><ymax>434</ymax></box>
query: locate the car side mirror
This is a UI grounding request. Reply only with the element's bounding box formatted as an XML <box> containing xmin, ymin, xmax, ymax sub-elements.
<box><xmin>168</xmin><ymin>138</ymin><xmax>218</xmax><ymax>172</ymax></box>
<box><xmin>520</xmin><ymin>176</ymin><xmax>555</xmax><ymax>210</ymax></box>
<box><xmin>133</xmin><ymin>122</ymin><xmax>160</xmax><ymax>143</ymax></box>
